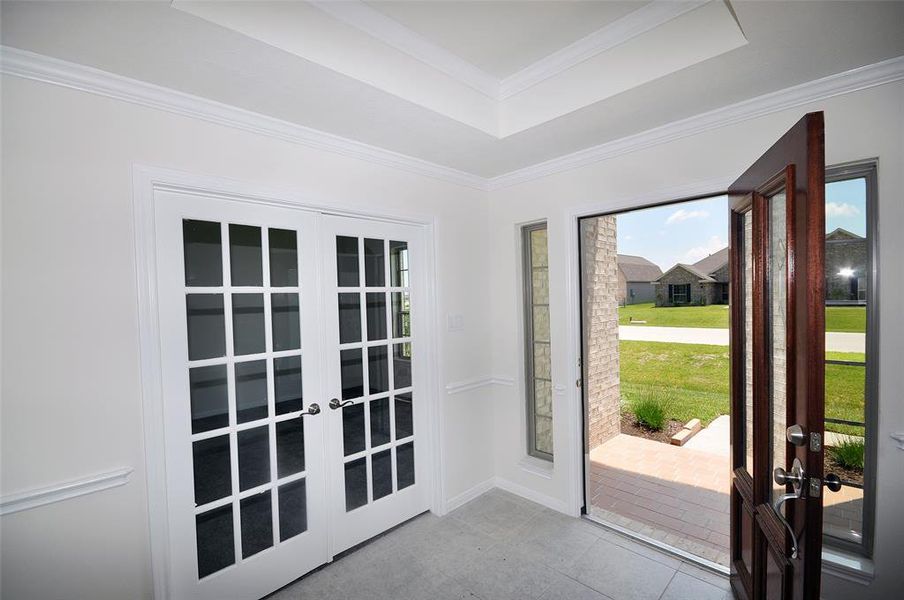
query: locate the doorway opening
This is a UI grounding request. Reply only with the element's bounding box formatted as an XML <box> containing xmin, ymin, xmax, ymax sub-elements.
<box><xmin>579</xmin><ymin>194</ymin><xmax>733</xmax><ymax>568</ymax></box>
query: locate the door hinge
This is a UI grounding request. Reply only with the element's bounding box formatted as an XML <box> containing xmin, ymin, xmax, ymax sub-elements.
<box><xmin>810</xmin><ymin>432</ymin><xmax>822</xmax><ymax>453</ymax></box>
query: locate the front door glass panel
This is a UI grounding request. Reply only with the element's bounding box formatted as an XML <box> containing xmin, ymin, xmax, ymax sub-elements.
<box><xmin>768</xmin><ymin>191</ymin><xmax>789</xmax><ymax>508</ymax></box>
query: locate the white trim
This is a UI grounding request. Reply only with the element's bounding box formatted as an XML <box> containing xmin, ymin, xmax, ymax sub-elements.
<box><xmin>443</xmin><ymin>478</ymin><xmax>496</xmax><ymax>513</ymax></box>
<box><xmin>132</xmin><ymin>164</ymin><xmax>444</xmax><ymax>599</ymax></box>
<box><xmin>493</xmin><ymin>476</ymin><xmax>571</xmax><ymax>515</ymax></box>
<box><xmin>498</xmin><ymin>0</ymin><xmax>707</xmax><ymax>99</ymax></box>
<box><xmin>3</xmin><ymin>47</ymin><xmax>903</xmax><ymax>192</ymax></box>
<box><xmin>309</xmin><ymin>0</ymin><xmax>498</xmax><ymax>99</ymax></box>
<box><xmin>0</xmin><ymin>45</ymin><xmax>487</xmax><ymax>191</ymax></box>
<box><xmin>517</xmin><ymin>456</ymin><xmax>555</xmax><ymax>480</ymax></box>
<box><xmin>488</xmin><ymin>55</ymin><xmax>904</xmax><ymax>189</ymax></box>
<box><xmin>445</xmin><ymin>376</ymin><xmax>515</xmax><ymax>395</ymax></box>
<box><xmin>0</xmin><ymin>468</ymin><xmax>133</xmax><ymax>516</ymax></box>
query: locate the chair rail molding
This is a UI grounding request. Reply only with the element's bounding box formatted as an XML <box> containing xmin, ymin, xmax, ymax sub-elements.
<box><xmin>445</xmin><ymin>375</ymin><xmax>515</xmax><ymax>395</ymax></box>
<box><xmin>0</xmin><ymin>467</ymin><xmax>133</xmax><ymax>516</ymax></box>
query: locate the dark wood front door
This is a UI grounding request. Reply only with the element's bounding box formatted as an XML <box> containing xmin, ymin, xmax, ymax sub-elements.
<box><xmin>728</xmin><ymin>112</ymin><xmax>826</xmax><ymax>600</ymax></box>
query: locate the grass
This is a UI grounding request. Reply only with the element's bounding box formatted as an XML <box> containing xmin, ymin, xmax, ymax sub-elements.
<box><xmin>828</xmin><ymin>439</ymin><xmax>865</xmax><ymax>471</ymax></box>
<box><xmin>618</xmin><ymin>302</ymin><xmax>865</xmax><ymax>333</ymax></box>
<box><xmin>628</xmin><ymin>388</ymin><xmax>671</xmax><ymax>431</ymax></box>
<box><xmin>619</xmin><ymin>340</ymin><xmax>865</xmax><ymax>434</ymax></box>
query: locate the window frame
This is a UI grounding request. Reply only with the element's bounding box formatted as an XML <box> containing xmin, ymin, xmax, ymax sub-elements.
<box><xmin>822</xmin><ymin>159</ymin><xmax>878</xmax><ymax>558</ymax></box>
<box><xmin>522</xmin><ymin>222</ymin><xmax>553</xmax><ymax>461</ymax></box>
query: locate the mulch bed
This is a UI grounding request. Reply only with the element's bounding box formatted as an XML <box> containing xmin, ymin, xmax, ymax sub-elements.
<box><xmin>825</xmin><ymin>453</ymin><xmax>864</xmax><ymax>486</ymax></box>
<box><xmin>620</xmin><ymin>413</ymin><xmax>684</xmax><ymax>444</ymax></box>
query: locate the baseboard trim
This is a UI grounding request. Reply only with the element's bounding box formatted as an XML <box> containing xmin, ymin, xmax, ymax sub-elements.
<box><xmin>0</xmin><ymin>467</ymin><xmax>134</xmax><ymax>516</ymax></box>
<box><xmin>493</xmin><ymin>476</ymin><xmax>572</xmax><ymax>515</ymax></box>
<box><xmin>444</xmin><ymin>478</ymin><xmax>496</xmax><ymax>513</ymax></box>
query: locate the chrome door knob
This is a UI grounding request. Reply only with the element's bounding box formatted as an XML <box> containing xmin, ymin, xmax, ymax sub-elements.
<box><xmin>773</xmin><ymin>466</ymin><xmax>803</xmax><ymax>487</ymax></box>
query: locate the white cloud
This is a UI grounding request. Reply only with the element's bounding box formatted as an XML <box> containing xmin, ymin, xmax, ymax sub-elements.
<box><xmin>666</xmin><ymin>208</ymin><xmax>709</xmax><ymax>225</ymax></box>
<box><xmin>826</xmin><ymin>202</ymin><xmax>860</xmax><ymax>217</ymax></box>
<box><xmin>683</xmin><ymin>235</ymin><xmax>726</xmax><ymax>264</ymax></box>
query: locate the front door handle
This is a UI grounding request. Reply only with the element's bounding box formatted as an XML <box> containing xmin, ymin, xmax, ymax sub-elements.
<box><xmin>772</xmin><ymin>457</ymin><xmax>805</xmax><ymax>559</ymax></box>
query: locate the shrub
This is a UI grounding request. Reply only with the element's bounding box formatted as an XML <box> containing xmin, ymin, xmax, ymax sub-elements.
<box><xmin>828</xmin><ymin>439</ymin><xmax>864</xmax><ymax>471</ymax></box>
<box><xmin>629</xmin><ymin>387</ymin><xmax>672</xmax><ymax>431</ymax></box>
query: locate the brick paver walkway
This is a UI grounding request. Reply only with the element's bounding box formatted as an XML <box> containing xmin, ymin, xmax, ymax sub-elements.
<box><xmin>588</xmin><ymin>433</ymin><xmax>730</xmax><ymax>566</ymax></box>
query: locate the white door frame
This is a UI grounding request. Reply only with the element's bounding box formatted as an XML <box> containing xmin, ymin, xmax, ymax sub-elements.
<box><xmin>132</xmin><ymin>164</ymin><xmax>446</xmax><ymax>600</ymax></box>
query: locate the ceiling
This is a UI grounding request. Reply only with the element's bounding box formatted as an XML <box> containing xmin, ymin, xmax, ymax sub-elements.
<box><xmin>2</xmin><ymin>1</ymin><xmax>904</xmax><ymax>180</ymax></box>
<box><xmin>364</xmin><ymin>0</ymin><xmax>645</xmax><ymax>78</ymax></box>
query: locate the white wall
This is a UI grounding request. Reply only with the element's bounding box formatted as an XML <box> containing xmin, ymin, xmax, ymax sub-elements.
<box><xmin>0</xmin><ymin>74</ymin><xmax>495</xmax><ymax>600</ymax></box>
<box><xmin>487</xmin><ymin>81</ymin><xmax>904</xmax><ymax>597</ymax></box>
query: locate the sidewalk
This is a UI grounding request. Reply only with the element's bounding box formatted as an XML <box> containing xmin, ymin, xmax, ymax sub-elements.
<box><xmin>619</xmin><ymin>325</ymin><xmax>864</xmax><ymax>353</ymax></box>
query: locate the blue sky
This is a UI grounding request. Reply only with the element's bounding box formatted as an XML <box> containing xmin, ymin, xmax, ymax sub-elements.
<box><xmin>616</xmin><ymin>179</ymin><xmax>867</xmax><ymax>271</ymax></box>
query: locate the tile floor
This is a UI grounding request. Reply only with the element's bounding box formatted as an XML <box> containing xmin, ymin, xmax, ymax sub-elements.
<box><xmin>268</xmin><ymin>488</ymin><xmax>733</xmax><ymax>600</ymax></box>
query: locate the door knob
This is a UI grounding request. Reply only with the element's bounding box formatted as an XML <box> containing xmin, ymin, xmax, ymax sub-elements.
<box><xmin>823</xmin><ymin>473</ymin><xmax>843</xmax><ymax>492</ymax></box>
<box><xmin>299</xmin><ymin>403</ymin><xmax>321</xmax><ymax>416</ymax></box>
<box><xmin>773</xmin><ymin>465</ymin><xmax>804</xmax><ymax>488</ymax></box>
<box><xmin>329</xmin><ymin>398</ymin><xmax>354</xmax><ymax>410</ymax></box>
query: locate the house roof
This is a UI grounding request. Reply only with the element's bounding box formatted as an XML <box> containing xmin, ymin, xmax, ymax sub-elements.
<box><xmin>826</xmin><ymin>227</ymin><xmax>864</xmax><ymax>241</ymax></box>
<box><xmin>691</xmin><ymin>247</ymin><xmax>729</xmax><ymax>276</ymax></box>
<box><xmin>617</xmin><ymin>254</ymin><xmax>662</xmax><ymax>282</ymax></box>
<box><xmin>655</xmin><ymin>263</ymin><xmax>717</xmax><ymax>284</ymax></box>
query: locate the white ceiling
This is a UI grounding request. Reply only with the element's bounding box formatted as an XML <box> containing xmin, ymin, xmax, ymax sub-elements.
<box><xmin>365</xmin><ymin>0</ymin><xmax>646</xmax><ymax>78</ymax></box>
<box><xmin>2</xmin><ymin>1</ymin><xmax>904</xmax><ymax>179</ymax></box>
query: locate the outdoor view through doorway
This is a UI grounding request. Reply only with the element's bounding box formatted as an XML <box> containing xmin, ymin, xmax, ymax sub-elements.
<box><xmin>580</xmin><ymin>181</ymin><xmax>870</xmax><ymax>568</ymax></box>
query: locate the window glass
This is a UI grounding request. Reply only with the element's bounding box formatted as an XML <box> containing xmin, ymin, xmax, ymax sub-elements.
<box><xmin>523</xmin><ymin>224</ymin><xmax>553</xmax><ymax>459</ymax></box>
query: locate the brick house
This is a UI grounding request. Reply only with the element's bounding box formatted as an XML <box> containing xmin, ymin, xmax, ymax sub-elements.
<box><xmin>653</xmin><ymin>247</ymin><xmax>729</xmax><ymax>306</ymax></box>
<box><xmin>825</xmin><ymin>228</ymin><xmax>867</xmax><ymax>304</ymax></box>
<box><xmin>616</xmin><ymin>254</ymin><xmax>662</xmax><ymax>305</ymax></box>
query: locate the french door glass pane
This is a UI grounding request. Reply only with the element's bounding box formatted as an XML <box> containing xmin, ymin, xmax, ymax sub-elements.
<box><xmin>189</xmin><ymin>365</ymin><xmax>229</xmax><ymax>434</ymax></box>
<box><xmin>768</xmin><ymin>191</ymin><xmax>789</xmax><ymax>508</ymax></box>
<box><xmin>391</xmin><ymin>292</ymin><xmax>410</xmax><ymax>338</ymax></box>
<box><xmin>240</xmin><ymin>491</ymin><xmax>273</xmax><ymax>558</ymax></box>
<box><xmin>342</xmin><ymin>403</ymin><xmax>365</xmax><ymax>456</ymax></box>
<box><xmin>196</xmin><ymin>505</ymin><xmax>235</xmax><ymax>578</ymax></box>
<box><xmin>274</xmin><ymin>355</ymin><xmax>303</xmax><ymax>415</ymax></box>
<box><xmin>336</xmin><ymin>236</ymin><xmax>359</xmax><ymax>287</ymax></box>
<box><xmin>238</xmin><ymin>426</ymin><xmax>271</xmax><ymax>491</ymax></box>
<box><xmin>368</xmin><ymin>346</ymin><xmax>389</xmax><ymax>393</ymax></box>
<box><xmin>279</xmin><ymin>479</ymin><xmax>308</xmax><ymax>541</ymax></box>
<box><xmin>186</xmin><ymin>294</ymin><xmax>226</xmax><ymax>360</ymax></box>
<box><xmin>235</xmin><ymin>360</ymin><xmax>268</xmax><ymax>423</ymax></box>
<box><xmin>232</xmin><ymin>293</ymin><xmax>265</xmax><ymax>356</ymax></box>
<box><xmin>340</xmin><ymin>348</ymin><xmax>364</xmax><ymax>400</ymax></box>
<box><xmin>390</xmin><ymin>241</ymin><xmax>408</xmax><ymax>287</ymax></box>
<box><xmin>372</xmin><ymin>449</ymin><xmax>393</xmax><ymax>500</ymax></box>
<box><xmin>393</xmin><ymin>343</ymin><xmax>412</xmax><ymax>389</ymax></box>
<box><xmin>183</xmin><ymin>219</ymin><xmax>223</xmax><ymax>287</ymax></box>
<box><xmin>370</xmin><ymin>397</ymin><xmax>391</xmax><ymax>447</ymax></box>
<box><xmin>395</xmin><ymin>392</ymin><xmax>413</xmax><ymax>439</ymax></box>
<box><xmin>229</xmin><ymin>224</ymin><xmax>263</xmax><ymax>286</ymax></box>
<box><xmin>271</xmin><ymin>293</ymin><xmax>300</xmax><ymax>351</ymax></box>
<box><xmin>366</xmin><ymin>292</ymin><xmax>387</xmax><ymax>341</ymax></box>
<box><xmin>344</xmin><ymin>458</ymin><xmax>368</xmax><ymax>511</ymax></box>
<box><xmin>193</xmin><ymin>435</ymin><xmax>232</xmax><ymax>506</ymax></box>
<box><xmin>269</xmin><ymin>228</ymin><xmax>298</xmax><ymax>287</ymax></box>
<box><xmin>364</xmin><ymin>238</ymin><xmax>385</xmax><ymax>287</ymax></box>
<box><xmin>276</xmin><ymin>418</ymin><xmax>305</xmax><ymax>477</ymax></box>
<box><xmin>397</xmin><ymin>442</ymin><xmax>415</xmax><ymax>490</ymax></box>
<box><xmin>338</xmin><ymin>293</ymin><xmax>362</xmax><ymax>343</ymax></box>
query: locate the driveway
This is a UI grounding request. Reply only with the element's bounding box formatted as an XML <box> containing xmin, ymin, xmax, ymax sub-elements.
<box><xmin>619</xmin><ymin>326</ymin><xmax>865</xmax><ymax>353</ymax></box>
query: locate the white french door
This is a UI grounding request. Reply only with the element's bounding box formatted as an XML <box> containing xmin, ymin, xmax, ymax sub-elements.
<box><xmin>154</xmin><ymin>191</ymin><xmax>430</xmax><ymax>599</ymax></box>
<box><xmin>321</xmin><ymin>216</ymin><xmax>430</xmax><ymax>554</ymax></box>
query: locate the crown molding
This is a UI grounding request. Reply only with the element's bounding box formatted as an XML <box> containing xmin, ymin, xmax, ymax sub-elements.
<box><xmin>3</xmin><ymin>46</ymin><xmax>903</xmax><ymax>193</ymax></box>
<box><xmin>488</xmin><ymin>54</ymin><xmax>904</xmax><ymax>190</ymax></box>
<box><xmin>0</xmin><ymin>45</ymin><xmax>488</xmax><ymax>191</ymax></box>
<box><xmin>310</xmin><ymin>0</ymin><xmax>499</xmax><ymax>99</ymax></box>
<box><xmin>0</xmin><ymin>467</ymin><xmax>133</xmax><ymax>516</ymax></box>
<box><xmin>498</xmin><ymin>0</ymin><xmax>708</xmax><ymax>100</ymax></box>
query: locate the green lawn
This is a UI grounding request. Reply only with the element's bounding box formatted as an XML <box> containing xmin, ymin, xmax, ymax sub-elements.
<box><xmin>619</xmin><ymin>340</ymin><xmax>865</xmax><ymax>435</ymax></box>
<box><xmin>618</xmin><ymin>302</ymin><xmax>865</xmax><ymax>333</ymax></box>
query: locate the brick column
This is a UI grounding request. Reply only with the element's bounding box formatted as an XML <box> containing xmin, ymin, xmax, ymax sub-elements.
<box><xmin>581</xmin><ymin>216</ymin><xmax>621</xmax><ymax>450</ymax></box>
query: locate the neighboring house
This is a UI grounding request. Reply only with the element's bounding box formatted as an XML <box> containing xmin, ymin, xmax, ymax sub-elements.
<box><xmin>616</xmin><ymin>254</ymin><xmax>662</xmax><ymax>305</ymax></box>
<box><xmin>825</xmin><ymin>228</ymin><xmax>867</xmax><ymax>304</ymax></box>
<box><xmin>654</xmin><ymin>247</ymin><xmax>729</xmax><ymax>306</ymax></box>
